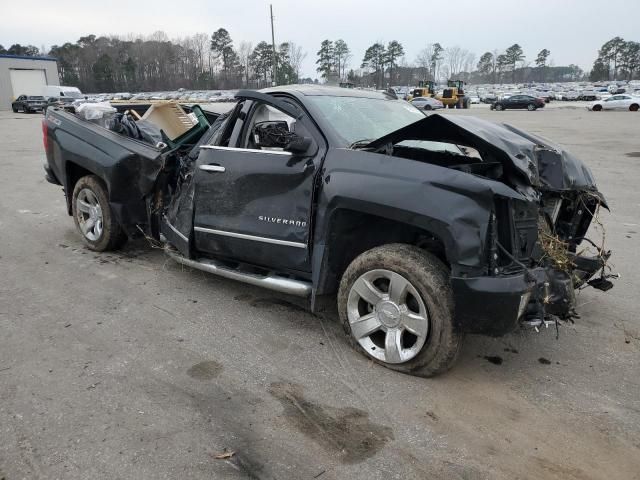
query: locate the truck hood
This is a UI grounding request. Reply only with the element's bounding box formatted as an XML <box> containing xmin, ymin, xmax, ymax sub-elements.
<box><xmin>362</xmin><ymin>114</ymin><xmax>601</xmax><ymax>195</ymax></box>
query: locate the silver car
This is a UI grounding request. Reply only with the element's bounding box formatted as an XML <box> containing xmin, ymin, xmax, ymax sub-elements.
<box><xmin>410</xmin><ymin>97</ymin><xmax>444</xmax><ymax>110</ymax></box>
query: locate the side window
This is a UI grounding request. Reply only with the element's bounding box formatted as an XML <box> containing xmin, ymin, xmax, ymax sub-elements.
<box><xmin>243</xmin><ymin>103</ymin><xmax>297</xmax><ymax>151</ymax></box>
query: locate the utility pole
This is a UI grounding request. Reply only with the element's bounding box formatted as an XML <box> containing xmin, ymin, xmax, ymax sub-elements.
<box><xmin>270</xmin><ymin>4</ymin><xmax>278</xmax><ymax>86</ymax></box>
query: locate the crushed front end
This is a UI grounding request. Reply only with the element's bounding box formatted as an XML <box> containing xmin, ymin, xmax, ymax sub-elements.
<box><xmin>360</xmin><ymin>114</ymin><xmax>616</xmax><ymax>335</ymax></box>
<box><xmin>452</xmin><ymin>188</ymin><xmax>614</xmax><ymax>335</ymax></box>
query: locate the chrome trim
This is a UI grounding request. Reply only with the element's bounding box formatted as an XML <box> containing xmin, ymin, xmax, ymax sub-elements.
<box><xmin>164</xmin><ymin>217</ymin><xmax>188</xmax><ymax>242</ymax></box>
<box><xmin>199</xmin><ymin>164</ymin><xmax>226</xmax><ymax>173</ymax></box>
<box><xmin>194</xmin><ymin>226</ymin><xmax>307</xmax><ymax>249</ymax></box>
<box><xmin>199</xmin><ymin>145</ymin><xmax>292</xmax><ymax>156</ymax></box>
<box><xmin>166</xmin><ymin>249</ymin><xmax>311</xmax><ymax>297</ymax></box>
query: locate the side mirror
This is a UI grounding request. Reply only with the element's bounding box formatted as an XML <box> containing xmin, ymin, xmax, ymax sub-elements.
<box><xmin>253</xmin><ymin>121</ymin><xmax>312</xmax><ymax>154</ymax></box>
<box><xmin>253</xmin><ymin>120</ymin><xmax>290</xmax><ymax>149</ymax></box>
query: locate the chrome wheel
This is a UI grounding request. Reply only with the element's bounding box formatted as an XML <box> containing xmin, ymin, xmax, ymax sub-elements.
<box><xmin>76</xmin><ymin>188</ymin><xmax>103</xmax><ymax>241</ymax></box>
<box><xmin>347</xmin><ymin>269</ymin><xmax>429</xmax><ymax>364</ymax></box>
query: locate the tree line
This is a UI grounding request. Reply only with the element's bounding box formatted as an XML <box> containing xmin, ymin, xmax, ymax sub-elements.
<box><xmin>2</xmin><ymin>34</ymin><xmax>639</xmax><ymax>92</ymax></box>
<box><xmin>590</xmin><ymin>37</ymin><xmax>640</xmax><ymax>81</ymax></box>
<box><xmin>2</xmin><ymin>30</ymin><xmax>308</xmax><ymax>93</ymax></box>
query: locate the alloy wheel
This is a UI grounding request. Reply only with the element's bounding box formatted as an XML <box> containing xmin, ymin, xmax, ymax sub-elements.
<box><xmin>76</xmin><ymin>188</ymin><xmax>104</xmax><ymax>241</ymax></box>
<box><xmin>346</xmin><ymin>269</ymin><xmax>429</xmax><ymax>364</ymax></box>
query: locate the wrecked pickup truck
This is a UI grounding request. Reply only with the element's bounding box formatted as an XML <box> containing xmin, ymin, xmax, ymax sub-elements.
<box><xmin>42</xmin><ymin>86</ymin><xmax>614</xmax><ymax>376</ymax></box>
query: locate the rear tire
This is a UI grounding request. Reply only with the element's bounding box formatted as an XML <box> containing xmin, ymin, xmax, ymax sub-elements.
<box><xmin>338</xmin><ymin>244</ymin><xmax>463</xmax><ymax>377</ymax></box>
<box><xmin>72</xmin><ymin>175</ymin><xmax>127</xmax><ymax>252</ymax></box>
<box><xmin>630</xmin><ymin>104</ymin><xmax>639</xmax><ymax>112</ymax></box>
<box><xmin>424</xmin><ymin>105</ymin><xmax>432</xmax><ymax>110</ymax></box>
<box><xmin>495</xmin><ymin>103</ymin><xmax>504</xmax><ymax>111</ymax></box>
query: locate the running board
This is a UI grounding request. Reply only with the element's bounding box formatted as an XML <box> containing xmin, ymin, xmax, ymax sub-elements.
<box><xmin>166</xmin><ymin>250</ymin><xmax>312</xmax><ymax>297</ymax></box>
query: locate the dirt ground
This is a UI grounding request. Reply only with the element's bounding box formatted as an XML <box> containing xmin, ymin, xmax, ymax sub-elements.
<box><xmin>0</xmin><ymin>105</ymin><xmax>638</xmax><ymax>480</ymax></box>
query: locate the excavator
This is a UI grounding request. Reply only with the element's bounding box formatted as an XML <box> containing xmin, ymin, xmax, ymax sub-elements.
<box><xmin>407</xmin><ymin>80</ymin><xmax>470</xmax><ymax>109</ymax></box>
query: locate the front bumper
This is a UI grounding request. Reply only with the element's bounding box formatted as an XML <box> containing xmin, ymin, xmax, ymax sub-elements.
<box><xmin>451</xmin><ymin>272</ymin><xmax>533</xmax><ymax>336</ymax></box>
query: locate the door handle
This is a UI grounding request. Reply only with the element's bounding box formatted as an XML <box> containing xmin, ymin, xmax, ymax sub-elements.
<box><xmin>200</xmin><ymin>164</ymin><xmax>226</xmax><ymax>173</ymax></box>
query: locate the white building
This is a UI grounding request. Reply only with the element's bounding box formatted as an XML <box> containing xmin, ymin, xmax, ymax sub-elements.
<box><xmin>0</xmin><ymin>54</ymin><xmax>59</xmax><ymax>110</ymax></box>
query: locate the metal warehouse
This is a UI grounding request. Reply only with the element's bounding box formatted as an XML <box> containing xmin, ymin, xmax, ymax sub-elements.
<box><xmin>0</xmin><ymin>54</ymin><xmax>59</xmax><ymax>111</ymax></box>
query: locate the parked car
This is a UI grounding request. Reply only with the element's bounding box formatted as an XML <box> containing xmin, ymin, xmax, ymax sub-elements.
<box><xmin>44</xmin><ymin>96</ymin><xmax>75</xmax><ymax>112</ymax></box>
<box><xmin>578</xmin><ymin>90</ymin><xmax>598</xmax><ymax>101</ymax></box>
<box><xmin>410</xmin><ymin>96</ymin><xmax>444</xmax><ymax>110</ymax></box>
<box><xmin>588</xmin><ymin>95</ymin><xmax>640</xmax><ymax>111</ymax></box>
<box><xmin>11</xmin><ymin>95</ymin><xmax>46</xmax><ymax>113</ymax></box>
<box><xmin>491</xmin><ymin>95</ymin><xmax>545</xmax><ymax>111</ymax></box>
<box><xmin>42</xmin><ymin>86</ymin><xmax>613</xmax><ymax>377</ymax></box>
<box><xmin>42</xmin><ymin>85</ymin><xmax>83</xmax><ymax>100</ymax></box>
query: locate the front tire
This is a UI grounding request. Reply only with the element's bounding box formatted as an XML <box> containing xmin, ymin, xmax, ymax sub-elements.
<box><xmin>424</xmin><ymin>105</ymin><xmax>432</xmax><ymax>110</ymax></box>
<box><xmin>527</xmin><ymin>103</ymin><xmax>536</xmax><ymax>111</ymax></box>
<box><xmin>338</xmin><ymin>244</ymin><xmax>463</xmax><ymax>377</ymax></box>
<box><xmin>592</xmin><ymin>104</ymin><xmax>602</xmax><ymax>111</ymax></box>
<box><xmin>72</xmin><ymin>175</ymin><xmax>127</xmax><ymax>251</ymax></box>
<box><xmin>630</xmin><ymin>104</ymin><xmax>639</xmax><ymax>112</ymax></box>
<box><xmin>495</xmin><ymin>103</ymin><xmax>504</xmax><ymax>111</ymax></box>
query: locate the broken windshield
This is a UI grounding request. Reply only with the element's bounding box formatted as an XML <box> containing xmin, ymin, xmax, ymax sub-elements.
<box><xmin>307</xmin><ymin>95</ymin><xmax>425</xmax><ymax>147</ymax></box>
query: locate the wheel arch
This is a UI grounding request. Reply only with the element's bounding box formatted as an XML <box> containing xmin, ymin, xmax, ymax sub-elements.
<box><xmin>64</xmin><ymin>161</ymin><xmax>103</xmax><ymax>215</ymax></box>
<box><xmin>311</xmin><ymin>206</ymin><xmax>453</xmax><ymax>301</ymax></box>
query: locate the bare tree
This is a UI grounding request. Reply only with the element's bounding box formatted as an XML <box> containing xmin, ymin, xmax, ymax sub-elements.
<box><xmin>238</xmin><ymin>41</ymin><xmax>253</xmax><ymax>87</ymax></box>
<box><xmin>415</xmin><ymin>45</ymin><xmax>433</xmax><ymax>80</ymax></box>
<box><xmin>463</xmin><ymin>51</ymin><xmax>476</xmax><ymax>75</ymax></box>
<box><xmin>445</xmin><ymin>46</ymin><xmax>468</xmax><ymax>77</ymax></box>
<box><xmin>288</xmin><ymin>42</ymin><xmax>307</xmax><ymax>82</ymax></box>
<box><xmin>192</xmin><ymin>33</ymin><xmax>210</xmax><ymax>75</ymax></box>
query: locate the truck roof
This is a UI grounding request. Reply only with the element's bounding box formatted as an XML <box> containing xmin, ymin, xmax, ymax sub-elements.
<box><xmin>260</xmin><ymin>84</ymin><xmax>388</xmax><ymax>99</ymax></box>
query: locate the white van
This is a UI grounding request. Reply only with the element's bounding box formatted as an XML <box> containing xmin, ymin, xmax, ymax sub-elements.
<box><xmin>42</xmin><ymin>85</ymin><xmax>84</xmax><ymax>100</ymax></box>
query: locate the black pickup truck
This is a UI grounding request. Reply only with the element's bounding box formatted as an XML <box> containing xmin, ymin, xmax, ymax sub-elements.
<box><xmin>42</xmin><ymin>86</ymin><xmax>614</xmax><ymax>376</ymax></box>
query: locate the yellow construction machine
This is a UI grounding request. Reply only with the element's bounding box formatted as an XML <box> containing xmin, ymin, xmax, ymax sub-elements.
<box><xmin>407</xmin><ymin>79</ymin><xmax>470</xmax><ymax>109</ymax></box>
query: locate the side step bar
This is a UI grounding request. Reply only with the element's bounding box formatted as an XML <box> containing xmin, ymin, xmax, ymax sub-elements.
<box><xmin>166</xmin><ymin>250</ymin><xmax>312</xmax><ymax>297</ymax></box>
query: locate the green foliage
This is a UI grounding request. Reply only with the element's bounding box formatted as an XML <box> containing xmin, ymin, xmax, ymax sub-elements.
<box><xmin>504</xmin><ymin>44</ymin><xmax>524</xmax><ymax>81</ymax></box>
<box><xmin>333</xmin><ymin>40</ymin><xmax>350</xmax><ymax>79</ymax></box>
<box><xmin>251</xmin><ymin>41</ymin><xmax>274</xmax><ymax>82</ymax></box>
<box><xmin>592</xmin><ymin>36</ymin><xmax>640</xmax><ymax>80</ymax></box>
<box><xmin>385</xmin><ymin>40</ymin><xmax>405</xmax><ymax>84</ymax></box>
<box><xmin>477</xmin><ymin>52</ymin><xmax>494</xmax><ymax>75</ymax></box>
<box><xmin>211</xmin><ymin>28</ymin><xmax>237</xmax><ymax>75</ymax></box>
<box><xmin>6</xmin><ymin>44</ymin><xmax>40</xmax><ymax>56</ymax></box>
<box><xmin>316</xmin><ymin>40</ymin><xmax>334</xmax><ymax>79</ymax></box>
<box><xmin>536</xmin><ymin>49</ymin><xmax>551</xmax><ymax>81</ymax></box>
<box><xmin>362</xmin><ymin>43</ymin><xmax>386</xmax><ymax>88</ymax></box>
<box><xmin>276</xmin><ymin>42</ymin><xmax>296</xmax><ymax>84</ymax></box>
<box><xmin>535</xmin><ymin>49</ymin><xmax>550</xmax><ymax>67</ymax></box>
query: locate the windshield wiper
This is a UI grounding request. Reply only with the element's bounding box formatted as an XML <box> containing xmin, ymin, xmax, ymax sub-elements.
<box><xmin>348</xmin><ymin>138</ymin><xmax>376</xmax><ymax>149</ymax></box>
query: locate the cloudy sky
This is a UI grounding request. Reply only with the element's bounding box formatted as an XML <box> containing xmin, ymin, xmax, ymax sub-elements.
<box><xmin>2</xmin><ymin>0</ymin><xmax>640</xmax><ymax>78</ymax></box>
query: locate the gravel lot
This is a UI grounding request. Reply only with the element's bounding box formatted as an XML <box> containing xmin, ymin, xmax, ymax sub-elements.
<box><xmin>1</xmin><ymin>105</ymin><xmax>639</xmax><ymax>480</ymax></box>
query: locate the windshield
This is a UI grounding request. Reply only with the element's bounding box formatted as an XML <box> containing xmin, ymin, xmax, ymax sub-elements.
<box><xmin>307</xmin><ymin>95</ymin><xmax>425</xmax><ymax>147</ymax></box>
<box><xmin>62</xmin><ymin>90</ymin><xmax>82</xmax><ymax>98</ymax></box>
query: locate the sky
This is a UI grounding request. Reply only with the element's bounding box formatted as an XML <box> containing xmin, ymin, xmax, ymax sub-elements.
<box><xmin>2</xmin><ymin>0</ymin><xmax>640</xmax><ymax>79</ymax></box>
